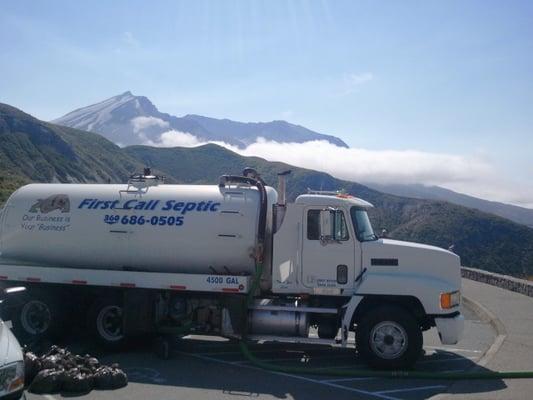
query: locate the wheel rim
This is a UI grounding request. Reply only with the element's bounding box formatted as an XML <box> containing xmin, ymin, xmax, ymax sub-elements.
<box><xmin>96</xmin><ymin>305</ymin><xmax>124</xmax><ymax>342</ymax></box>
<box><xmin>369</xmin><ymin>321</ymin><xmax>408</xmax><ymax>360</ymax></box>
<box><xmin>20</xmin><ymin>300</ymin><xmax>51</xmax><ymax>335</ymax></box>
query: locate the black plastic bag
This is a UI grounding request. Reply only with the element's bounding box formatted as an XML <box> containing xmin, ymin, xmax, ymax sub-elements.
<box><xmin>44</xmin><ymin>345</ymin><xmax>66</xmax><ymax>357</ymax></box>
<box><xmin>83</xmin><ymin>356</ymin><xmax>100</xmax><ymax>371</ymax></box>
<box><xmin>25</xmin><ymin>345</ymin><xmax>127</xmax><ymax>394</ymax></box>
<box><xmin>110</xmin><ymin>366</ymin><xmax>128</xmax><ymax>389</ymax></box>
<box><xmin>28</xmin><ymin>369</ymin><xmax>65</xmax><ymax>394</ymax></box>
<box><xmin>94</xmin><ymin>365</ymin><xmax>127</xmax><ymax>390</ymax></box>
<box><xmin>41</xmin><ymin>354</ymin><xmax>62</xmax><ymax>370</ymax></box>
<box><xmin>62</xmin><ymin>368</ymin><xmax>94</xmax><ymax>393</ymax></box>
<box><xmin>23</xmin><ymin>351</ymin><xmax>41</xmax><ymax>384</ymax></box>
<box><xmin>93</xmin><ymin>366</ymin><xmax>114</xmax><ymax>390</ymax></box>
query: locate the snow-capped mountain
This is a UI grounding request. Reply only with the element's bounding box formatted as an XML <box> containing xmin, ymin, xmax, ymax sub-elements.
<box><xmin>53</xmin><ymin>91</ymin><xmax>348</xmax><ymax>148</ymax></box>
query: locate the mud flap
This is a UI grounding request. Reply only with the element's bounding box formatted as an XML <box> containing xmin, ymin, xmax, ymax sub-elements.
<box><xmin>222</xmin><ymin>295</ymin><xmax>248</xmax><ymax>335</ymax></box>
<box><xmin>123</xmin><ymin>289</ymin><xmax>154</xmax><ymax>335</ymax></box>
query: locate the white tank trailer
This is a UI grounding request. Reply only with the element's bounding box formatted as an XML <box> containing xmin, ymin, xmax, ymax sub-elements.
<box><xmin>0</xmin><ymin>180</ymin><xmax>277</xmax><ymax>275</ymax></box>
<box><xmin>0</xmin><ymin>169</ymin><xmax>464</xmax><ymax>369</ymax></box>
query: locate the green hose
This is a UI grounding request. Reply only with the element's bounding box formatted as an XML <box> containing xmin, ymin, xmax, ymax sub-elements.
<box><xmin>239</xmin><ymin>263</ymin><xmax>533</xmax><ymax>380</ymax></box>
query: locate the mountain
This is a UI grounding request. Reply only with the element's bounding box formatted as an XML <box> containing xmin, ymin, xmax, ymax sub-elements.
<box><xmin>0</xmin><ymin>102</ymin><xmax>148</xmax><ymax>203</ymax></box>
<box><xmin>125</xmin><ymin>144</ymin><xmax>533</xmax><ymax>278</ymax></box>
<box><xmin>2</xmin><ymin>102</ymin><xmax>533</xmax><ymax>278</ymax></box>
<box><xmin>53</xmin><ymin>92</ymin><xmax>348</xmax><ymax>148</ymax></box>
<box><xmin>368</xmin><ymin>183</ymin><xmax>533</xmax><ymax>228</ymax></box>
<box><xmin>181</xmin><ymin>114</ymin><xmax>348</xmax><ymax>148</ymax></box>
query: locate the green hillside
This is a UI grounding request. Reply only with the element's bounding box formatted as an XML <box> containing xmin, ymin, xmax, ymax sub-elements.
<box><xmin>126</xmin><ymin>144</ymin><xmax>533</xmax><ymax>277</ymax></box>
<box><xmin>0</xmin><ymin>103</ymin><xmax>145</xmax><ymax>188</ymax></box>
<box><xmin>1</xmin><ymin>102</ymin><xmax>532</xmax><ymax>278</ymax></box>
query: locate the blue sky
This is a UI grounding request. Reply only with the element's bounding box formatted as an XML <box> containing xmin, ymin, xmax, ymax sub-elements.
<box><xmin>1</xmin><ymin>1</ymin><xmax>532</xmax><ymax>205</ymax></box>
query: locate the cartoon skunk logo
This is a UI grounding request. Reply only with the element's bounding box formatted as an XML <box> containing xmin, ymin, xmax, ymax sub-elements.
<box><xmin>29</xmin><ymin>194</ymin><xmax>70</xmax><ymax>214</ymax></box>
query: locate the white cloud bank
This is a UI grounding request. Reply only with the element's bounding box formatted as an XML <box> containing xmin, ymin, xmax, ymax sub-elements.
<box><xmin>143</xmin><ymin>130</ymin><xmax>205</xmax><ymax>147</ymax></box>
<box><xmin>131</xmin><ymin>116</ymin><xmax>169</xmax><ymax>133</ymax></box>
<box><xmin>139</xmin><ymin>131</ymin><xmax>533</xmax><ymax>209</ymax></box>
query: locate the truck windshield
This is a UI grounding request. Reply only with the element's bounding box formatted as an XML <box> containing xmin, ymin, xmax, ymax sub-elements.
<box><xmin>350</xmin><ymin>207</ymin><xmax>378</xmax><ymax>242</ymax></box>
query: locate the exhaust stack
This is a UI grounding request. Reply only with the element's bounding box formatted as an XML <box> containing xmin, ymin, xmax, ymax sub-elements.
<box><xmin>277</xmin><ymin>170</ymin><xmax>291</xmax><ymax>206</ymax></box>
<box><xmin>274</xmin><ymin>170</ymin><xmax>291</xmax><ymax>233</ymax></box>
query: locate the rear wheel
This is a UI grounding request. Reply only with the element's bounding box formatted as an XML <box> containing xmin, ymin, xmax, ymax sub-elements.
<box><xmin>88</xmin><ymin>297</ymin><xmax>126</xmax><ymax>349</ymax></box>
<box><xmin>356</xmin><ymin>305</ymin><xmax>422</xmax><ymax>370</ymax></box>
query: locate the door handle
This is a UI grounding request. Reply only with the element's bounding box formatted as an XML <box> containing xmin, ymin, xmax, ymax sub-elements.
<box><xmin>337</xmin><ymin>264</ymin><xmax>348</xmax><ymax>284</ymax></box>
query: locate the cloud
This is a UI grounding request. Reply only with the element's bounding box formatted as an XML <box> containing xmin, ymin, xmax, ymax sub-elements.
<box><xmin>122</xmin><ymin>31</ymin><xmax>140</xmax><ymax>47</ymax></box>
<box><xmin>280</xmin><ymin>110</ymin><xmax>294</xmax><ymax>119</ymax></box>
<box><xmin>345</xmin><ymin>72</ymin><xmax>374</xmax><ymax>86</ymax></box>
<box><xmin>135</xmin><ymin>127</ymin><xmax>533</xmax><ymax>208</ymax></box>
<box><xmin>238</xmin><ymin>140</ymin><xmax>533</xmax><ymax>208</ymax></box>
<box><xmin>234</xmin><ymin>138</ymin><xmax>493</xmax><ymax>186</ymax></box>
<box><xmin>342</xmin><ymin>72</ymin><xmax>374</xmax><ymax>94</ymax></box>
<box><xmin>131</xmin><ymin>116</ymin><xmax>169</xmax><ymax>133</ymax></box>
<box><xmin>143</xmin><ymin>130</ymin><xmax>205</xmax><ymax>147</ymax></box>
<box><xmin>114</xmin><ymin>31</ymin><xmax>141</xmax><ymax>55</ymax></box>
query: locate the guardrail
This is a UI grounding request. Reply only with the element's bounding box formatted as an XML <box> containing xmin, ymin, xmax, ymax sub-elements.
<box><xmin>461</xmin><ymin>267</ymin><xmax>533</xmax><ymax>298</ymax></box>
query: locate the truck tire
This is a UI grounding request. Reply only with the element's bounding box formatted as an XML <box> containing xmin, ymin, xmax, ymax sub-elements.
<box><xmin>88</xmin><ymin>297</ymin><xmax>126</xmax><ymax>349</ymax></box>
<box><xmin>12</xmin><ymin>289</ymin><xmax>64</xmax><ymax>342</ymax></box>
<box><xmin>356</xmin><ymin>305</ymin><xmax>422</xmax><ymax>370</ymax></box>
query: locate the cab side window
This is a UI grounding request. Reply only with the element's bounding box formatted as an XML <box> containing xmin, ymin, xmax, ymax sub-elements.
<box><xmin>307</xmin><ymin>209</ymin><xmax>349</xmax><ymax>241</ymax></box>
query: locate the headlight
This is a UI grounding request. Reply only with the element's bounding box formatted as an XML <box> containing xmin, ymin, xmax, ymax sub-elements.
<box><xmin>440</xmin><ymin>290</ymin><xmax>461</xmax><ymax>309</ymax></box>
<box><xmin>0</xmin><ymin>361</ymin><xmax>24</xmax><ymax>395</ymax></box>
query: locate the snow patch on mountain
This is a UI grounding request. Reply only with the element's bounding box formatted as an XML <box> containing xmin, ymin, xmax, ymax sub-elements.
<box><xmin>55</xmin><ymin>91</ymin><xmax>136</xmax><ymax>131</ymax></box>
<box><xmin>53</xmin><ymin>92</ymin><xmax>349</xmax><ymax>148</ymax></box>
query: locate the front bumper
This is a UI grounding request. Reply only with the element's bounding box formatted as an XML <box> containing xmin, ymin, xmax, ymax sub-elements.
<box><xmin>435</xmin><ymin>313</ymin><xmax>465</xmax><ymax>345</ymax></box>
<box><xmin>1</xmin><ymin>389</ymin><xmax>24</xmax><ymax>400</ymax></box>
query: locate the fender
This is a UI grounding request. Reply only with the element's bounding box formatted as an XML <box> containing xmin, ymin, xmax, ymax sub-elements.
<box><xmin>354</xmin><ymin>271</ymin><xmax>458</xmax><ymax>314</ymax></box>
<box><xmin>339</xmin><ymin>271</ymin><xmax>459</xmax><ymax>346</ymax></box>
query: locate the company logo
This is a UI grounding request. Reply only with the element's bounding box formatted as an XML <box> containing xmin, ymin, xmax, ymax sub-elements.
<box><xmin>29</xmin><ymin>194</ymin><xmax>70</xmax><ymax>214</ymax></box>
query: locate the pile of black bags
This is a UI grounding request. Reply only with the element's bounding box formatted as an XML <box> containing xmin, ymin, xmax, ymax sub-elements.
<box><xmin>24</xmin><ymin>345</ymin><xmax>128</xmax><ymax>395</ymax></box>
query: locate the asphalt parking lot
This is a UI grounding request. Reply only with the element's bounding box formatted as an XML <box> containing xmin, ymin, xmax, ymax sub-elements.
<box><xmin>25</xmin><ymin>305</ymin><xmax>506</xmax><ymax>400</ymax></box>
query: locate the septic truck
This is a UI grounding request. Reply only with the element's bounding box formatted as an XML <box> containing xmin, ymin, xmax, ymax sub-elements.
<box><xmin>0</xmin><ymin>168</ymin><xmax>463</xmax><ymax>369</ymax></box>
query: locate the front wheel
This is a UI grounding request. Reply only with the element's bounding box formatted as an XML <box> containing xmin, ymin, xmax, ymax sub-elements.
<box><xmin>356</xmin><ymin>305</ymin><xmax>422</xmax><ymax>370</ymax></box>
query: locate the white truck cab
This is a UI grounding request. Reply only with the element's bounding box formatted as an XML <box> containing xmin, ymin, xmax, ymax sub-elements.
<box><xmin>270</xmin><ymin>190</ymin><xmax>464</xmax><ymax>367</ymax></box>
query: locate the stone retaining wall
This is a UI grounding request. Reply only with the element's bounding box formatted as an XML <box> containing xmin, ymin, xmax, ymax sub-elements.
<box><xmin>461</xmin><ymin>267</ymin><xmax>533</xmax><ymax>297</ymax></box>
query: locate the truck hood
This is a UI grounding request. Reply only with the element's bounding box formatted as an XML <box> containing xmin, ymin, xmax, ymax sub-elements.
<box><xmin>362</xmin><ymin>238</ymin><xmax>461</xmax><ymax>288</ymax></box>
<box><xmin>0</xmin><ymin>320</ymin><xmax>23</xmax><ymax>367</ymax></box>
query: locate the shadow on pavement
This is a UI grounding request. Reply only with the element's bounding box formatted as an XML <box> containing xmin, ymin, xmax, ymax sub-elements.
<box><xmin>106</xmin><ymin>337</ymin><xmax>508</xmax><ymax>400</ymax></box>
<box><xmin>22</xmin><ymin>333</ymin><xmax>508</xmax><ymax>400</ymax></box>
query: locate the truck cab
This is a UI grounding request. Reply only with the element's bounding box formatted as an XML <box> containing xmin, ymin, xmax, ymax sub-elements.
<box><xmin>271</xmin><ymin>190</ymin><xmax>464</xmax><ymax>368</ymax></box>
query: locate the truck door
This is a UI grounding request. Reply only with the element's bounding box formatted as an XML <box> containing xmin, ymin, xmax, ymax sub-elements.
<box><xmin>301</xmin><ymin>207</ymin><xmax>357</xmax><ymax>292</ymax></box>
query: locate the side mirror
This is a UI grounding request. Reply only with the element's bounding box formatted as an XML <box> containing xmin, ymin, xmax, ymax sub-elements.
<box><xmin>0</xmin><ymin>287</ymin><xmax>25</xmax><ymax>312</ymax></box>
<box><xmin>381</xmin><ymin>228</ymin><xmax>388</xmax><ymax>238</ymax></box>
<box><xmin>319</xmin><ymin>209</ymin><xmax>333</xmax><ymax>243</ymax></box>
